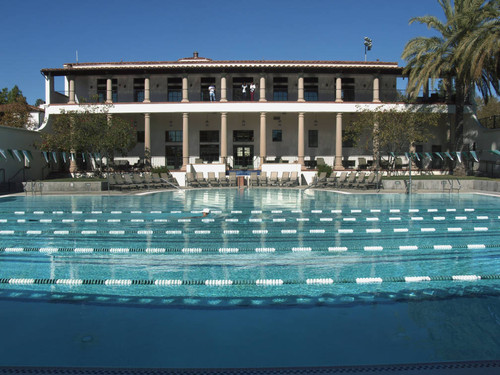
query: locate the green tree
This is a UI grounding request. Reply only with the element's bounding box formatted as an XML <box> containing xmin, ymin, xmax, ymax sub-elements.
<box><xmin>40</xmin><ymin>104</ymin><xmax>137</xmax><ymax>173</ymax></box>
<box><xmin>401</xmin><ymin>0</ymin><xmax>500</xmax><ymax>174</ymax></box>
<box><xmin>348</xmin><ymin>105</ymin><xmax>442</xmax><ymax>169</ymax></box>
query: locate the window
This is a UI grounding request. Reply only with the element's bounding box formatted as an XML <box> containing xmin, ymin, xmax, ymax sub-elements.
<box><xmin>273</xmin><ymin>77</ymin><xmax>288</xmax><ymax>101</ymax></box>
<box><xmin>200</xmin><ymin>144</ymin><xmax>220</xmax><ymax>162</ymax></box>
<box><xmin>308</xmin><ymin>130</ymin><xmax>318</xmax><ymax>148</ymax></box>
<box><xmin>168</xmin><ymin>78</ymin><xmax>182</xmax><ymax>102</ymax></box>
<box><xmin>232</xmin><ymin>77</ymin><xmax>254</xmax><ymax>101</ymax></box>
<box><xmin>233</xmin><ymin>130</ymin><xmax>254</xmax><ymax>142</ymax></box>
<box><xmin>304</xmin><ymin>77</ymin><xmax>318</xmax><ymax>101</ymax></box>
<box><xmin>96</xmin><ymin>79</ymin><xmax>117</xmax><ymax>102</ymax></box>
<box><xmin>272</xmin><ymin>129</ymin><xmax>282</xmax><ymax>142</ymax></box>
<box><xmin>134</xmin><ymin>78</ymin><xmax>145</xmax><ymax>102</ymax></box>
<box><xmin>200</xmin><ymin>77</ymin><xmax>216</xmax><ymax>101</ymax></box>
<box><xmin>200</xmin><ymin>130</ymin><xmax>219</xmax><ymax>143</ymax></box>
<box><xmin>342</xmin><ymin>78</ymin><xmax>355</xmax><ymax>101</ymax></box>
<box><xmin>165</xmin><ymin>130</ymin><xmax>182</xmax><ymax>142</ymax></box>
<box><xmin>137</xmin><ymin>131</ymin><xmax>145</xmax><ymax>143</ymax></box>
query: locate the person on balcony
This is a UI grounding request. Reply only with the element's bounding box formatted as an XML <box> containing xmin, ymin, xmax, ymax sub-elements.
<box><xmin>242</xmin><ymin>83</ymin><xmax>248</xmax><ymax>100</ymax></box>
<box><xmin>250</xmin><ymin>82</ymin><xmax>256</xmax><ymax>101</ymax></box>
<box><xmin>209</xmin><ymin>85</ymin><xmax>216</xmax><ymax>102</ymax></box>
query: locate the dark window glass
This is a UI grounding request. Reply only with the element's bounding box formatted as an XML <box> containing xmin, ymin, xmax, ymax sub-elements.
<box><xmin>200</xmin><ymin>144</ymin><xmax>220</xmax><ymax>162</ymax></box>
<box><xmin>200</xmin><ymin>130</ymin><xmax>219</xmax><ymax>143</ymax></box>
<box><xmin>273</xmin><ymin>77</ymin><xmax>288</xmax><ymax>101</ymax></box>
<box><xmin>134</xmin><ymin>78</ymin><xmax>145</xmax><ymax>102</ymax></box>
<box><xmin>342</xmin><ymin>129</ymin><xmax>355</xmax><ymax>148</ymax></box>
<box><xmin>137</xmin><ymin>131</ymin><xmax>145</xmax><ymax>143</ymax></box>
<box><xmin>342</xmin><ymin>78</ymin><xmax>355</xmax><ymax>101</ymax></box>
<box><xmin>272</xmin><ymin>129</ymin><xmax>282</xmax><ymax>142</ymax></box>
<box><xmin>168</xmin><ymin>78</ymin><xmax>182</xmax><ymax>102</ymax></box>
<box><xmin>308</xmin><ymin>130</ymin><xmax>318</xmax><ymax>148</ymax></box>
<box><xmin>304</xmin><ymin>77</ymin><xmax>318</xmax><ymax>101</ymax></box>
<box><xmin>233</xmin><ymin>130</ymin><xmax>254</xmax><ymax>142</ymax></box>
<box><xmin>96</xmin><ymin>79</ymin><xmax>117</xmax><ymax>102</ymax></box>
<box><xmin>165</xmin><ymin>130</ymin><xmax>182</xmax><ymax>142</ymax></box>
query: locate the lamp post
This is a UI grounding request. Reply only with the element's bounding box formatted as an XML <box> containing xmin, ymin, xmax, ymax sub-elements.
<box><xmin>364</xmin><ymin>37</ymin><xmax>372</xmax><ymax>62</ymax></box>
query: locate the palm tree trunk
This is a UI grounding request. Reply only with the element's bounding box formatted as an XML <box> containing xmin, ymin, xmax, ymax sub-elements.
<box><xmin>453</xmin><ymin>83</ymin><xmax>466</xmax><ymax>176</ymax></box>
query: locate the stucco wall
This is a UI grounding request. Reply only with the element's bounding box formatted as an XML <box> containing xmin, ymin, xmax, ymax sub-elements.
<box><xmin>0</xmin><ymin>125</ymin><xmax>47</xmax><ymax>185</ymax></box>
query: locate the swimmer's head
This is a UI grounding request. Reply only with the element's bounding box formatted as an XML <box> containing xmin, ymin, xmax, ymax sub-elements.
<box><xmin>202</xmin><ymin>208</ymin><xmax>210</xmax><ymax>217</ymax></box>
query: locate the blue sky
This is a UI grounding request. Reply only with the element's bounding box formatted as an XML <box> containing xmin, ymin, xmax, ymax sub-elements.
<box><xmin>2</xmin><ymin>0</ymin><xmax>444</xmax><ymax>105</ymax></box>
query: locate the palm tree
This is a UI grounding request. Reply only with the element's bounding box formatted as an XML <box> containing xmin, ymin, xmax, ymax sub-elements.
<box><xmin>402</xmin><ymin>0</ymin><xmax>500</xmax><ymax>174</ymax></box>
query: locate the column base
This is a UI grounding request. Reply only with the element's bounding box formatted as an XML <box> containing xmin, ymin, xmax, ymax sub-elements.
<box><xmin>335</xmin><ymin>99</ymin><xmax>343</xmax><ymax>103</ymax></box>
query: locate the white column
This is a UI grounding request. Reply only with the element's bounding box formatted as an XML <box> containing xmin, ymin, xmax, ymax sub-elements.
<box><xmin>220</xmin><ymin>75</ymin><xmax>227</xmax><ymax>102</ymax></box>
<box><xmin>335</xmin><ymin>77</ymin><xmax>343</xmax><ymax>103</ymax></box>
<box><xmin>221</xmin><ymin>112</ymin><xmax>227</xmax><ymax>165</ymax></box>
<box><xmin>259</xmin><ymin>74</ymin><xmax>266</xmax><ymax>102</ymax></box>
<box><xmin>68</xmin><ymin>77</ymin><xmax>75</xmax><ymax>104</ymax></box>
<box><xmin>298</xmin><ymin>113</ymin><xmax>305</xmax><ymax>166</ymax></box>
<box><xmin>334</xmin><ymin>113</ymin><xmax>344</xmax><ymax>169</ymax></box>
<box><xmin>45</xmin><ymin>74</ymin><xmax>53</xmax><ymax>105</ymax></box>
<box><xmin>298</xmin><ymin>75</ymin><xmax>305</xmax><ymax>102</ymax></box>
<box><xmin>144</xmin><ymin>77</ymin><xmax>151</xmax><ymax>103</ymax></box>
<box><xmin>373</xmin><ymin>76</ymin><xmax>381</xmax><ymax>103</ymax></box>
<box><xmin>182</xmin><ymin>76</ymin><xmax>189</xmax><ymax>102</ymax></box>
<box><xmin>260</xmin><ymin>112</ymin><xmax>267</xmax><ymax>165</ymax></box>
<box><xmin>182</xmin><ymin>113</ymin><xmax>189</xmax><ymax>169</ymax></box>
<box><xmin>106</xmin><ymin>78</ymin><xmax>113</xmax><ymax>104</ymax></box>
<box><xmin>144</xmin><ymin>113</ymin><xmax>151</xmax><ymax>154</ymax></box>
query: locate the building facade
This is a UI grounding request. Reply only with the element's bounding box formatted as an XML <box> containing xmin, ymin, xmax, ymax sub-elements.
<box><xmin>40</xmin><ymin>53</ymin><xmax>451</xmax><ymax>173</ymax></box>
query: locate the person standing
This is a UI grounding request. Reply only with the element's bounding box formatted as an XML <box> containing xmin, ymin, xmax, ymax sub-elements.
<box><xmin>241</xmin><ymin>83</ymin><xmax>248</xmax><ymax>100</ymax></box>
<box><xmin>209</xmin><ymin>85</ymin><xmax>216</xmax><ymax>102</ymax></box>
<box><xmin>249</xmin><ymin>82</ymin><xmax>256</xmax><ymax>101</ymax></box>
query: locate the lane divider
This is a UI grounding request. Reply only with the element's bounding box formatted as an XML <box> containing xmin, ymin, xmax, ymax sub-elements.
<box><xmin>1</xmin><ymin>274</ymin><xmax>499</xmax><ymax>287</ymax></box>
<box><xmin>1</xmin><ymin>243</ymin><xmax>498</xmax><ymax>254</ymax></box>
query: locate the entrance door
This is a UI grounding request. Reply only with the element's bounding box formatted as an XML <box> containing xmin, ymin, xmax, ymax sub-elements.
<box><xmin>233</xmin><ymin>145</ymin><xmax>254</xmax><ymax>169</ymax></box>
<box><xmin>165</xmin><ymin>145</ymin><xmax>182</xmax><ymax>170</ymax></box>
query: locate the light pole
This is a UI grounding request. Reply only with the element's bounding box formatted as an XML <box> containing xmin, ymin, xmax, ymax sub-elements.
<box><xmin>364</xmin><ymin>37</ymin><xmax>372</xmax><ymax>62</ymax></box>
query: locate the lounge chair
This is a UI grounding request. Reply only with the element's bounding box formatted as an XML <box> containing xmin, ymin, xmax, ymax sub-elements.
<box><xmin>228</xmin><ymin>172</ymin><xmax>237</xmax><ymax>187</ymax></box>
<box><xmin>280</xmin><ymin>171</ymin><xmax>290</xmax><ymax>186</ymax></box>
<box><xmin>143</xmin><ymin>174</ymin><xmax>163</xmax><ymax>188</ymax></box>
<box><xmin>358</xmin><ymin>158</ymin><xmax>368</xmax><ymax>170</ymax></box>
<box><xmin>122</xmin><ymin>174</ymin><xmax>141</xmax><ymax>189</ymax></box>
<box><xmin>268</xmin><ymin>171</ymin><xmax>279</xmax><ymax>186</ymax></box>
<box><xmin>358</xmin><ymin>173</ymin><xmax>379</xmax><ymax>189</ymax></box>
<box><xmin>312</xmin><ymin>172</ymin><xmax>327</xmax><ymax>188</ymax></box>
<box><xmin>108</xmin><ymin>174</ymin><xmax>129</xmax><ymax>191</ymax></box>
<box><xmin>351</xmin><ymin>171</ymin><xmax>368</xmax><ymax>188</ymax></box>
<box><xmin>285</xmin><ymin>171</ymin><xmax>299</xmax><ymax>187</ymax></box>
<box><xmin>152</xmin><ymin>173</ymin><xmax>170</xmax><ymax>188</ymax></box>
<box><xmin>132</xmin><ymin>174</ymin><xmax>150</xmax><ymax>189</ymax></box>
<box><xmin>329</xmin><ymin>171</ymin><xmax>348</xmax><ymax>188</ymax></box>
<box><xmin>339</xmin><ymin>172</ymin><xmax>357</xmax><ymax>188</ymax></box>
<box><xmin>249</xmin><ymin>172</ymin><xmax>259</xmax><ymax>186</ymax></box>
<box><xmin>195</xmin><ymin>172</ymin><xmax>209</xmax><ymax>187</ymax></box>
<box><xmin>207</xmin><ymin>172</ymin><xmax>219</xmax><ymax>187</ymax></box>
<box><xmin>218</xmin><ymin>172</ymin><xmax>229</xmax><ymax>187</ymax></box>
<box><xmin>259</xmin><ymin>171</ymin><xmax>268</xmax><ymax>186</ymax></box>
<box><xmin>185</xmin><ymin>173</ymin><xmax>199</xmax><ymax>188</ymax></box>
<box><xmin>316</xmin><ymin>157</ymin><xmax>326</xmax><ymax>167</ymax></box>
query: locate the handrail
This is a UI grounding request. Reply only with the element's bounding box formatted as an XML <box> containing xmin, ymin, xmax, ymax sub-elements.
<box><xmin>8</xmin><ymin>167</ymin><xmax>25</xmax><ymax>183</ymax></box>
<box><xmin>160</xmin><ymin>177</ymin><xmax>184</xmax><ymax>192</ymax></box>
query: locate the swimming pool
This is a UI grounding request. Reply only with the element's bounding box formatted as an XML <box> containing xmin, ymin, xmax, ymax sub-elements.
<box><xmin>0</xmin><ymin>189</ymin><xmax>499</xmax><ymax>369</ymax></box>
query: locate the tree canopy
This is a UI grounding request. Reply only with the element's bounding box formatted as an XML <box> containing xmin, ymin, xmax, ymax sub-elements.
<box><xmin>39</xmin><ymin>104</ymin><xmax>137</xmax><ymax>169</ymax></box>
<box><xmin>348</xmin><ymin>105</ymin><xmax>443</xmax><ymax>168</ymax></box>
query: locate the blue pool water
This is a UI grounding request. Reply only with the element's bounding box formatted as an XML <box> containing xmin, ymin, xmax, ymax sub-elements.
<box><xmin>0</xmin><ymin>189</ymin><xmax>499</xmax><ymax>368</ymax></box>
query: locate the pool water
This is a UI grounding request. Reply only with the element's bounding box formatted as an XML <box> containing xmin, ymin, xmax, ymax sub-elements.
<box><xmin>0</xmin><ymin>189</ymin><xmax>499</xmax><ymax>368</ymax></box>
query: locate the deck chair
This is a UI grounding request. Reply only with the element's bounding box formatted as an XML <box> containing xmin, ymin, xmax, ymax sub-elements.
<box><xmin>330</xmin><ymin>171</ymin><xmax>348</xmax><ymax>188</ymax></box>
<box><xmin>195</xmin><ymin>172</ymin><xmax>209</xmax><ymax>187</ymax></box>
<box><xmin>285</xmin><ymin>171</ymin><xmax>299</xmax><ymax>187</ymax></box>
<box><xmin>132</xmin><ymin>174</ymin><xmax>149</xmax><ymax>189</ymax></box>
<box><xmin>259</xmin><ymin>171</ymin><xmax>268</xmax><ymax>186</ymax></box>
<box><xmin>218</xmin><ymin>172</ymin><xmax>229</xmax><ymax>187</ymax></box>
<box><xmin>316</xmin><ymin>157</ymin><xmax>326</xmax><ymax>167</ymax></box>
<box><xmin>207</xmin><ymin>172</ymin><xmax>219</xmax><ymax>187</ymax></box>
<box><xmin>312</xmin><ymin>172</ymin><xmax>327</xmax><ymax>188</ymax></box>
<box><xmin>339</xmin><ymin>172</ymin><xmax>357</xmax><ymax>188</ymax></box>
<box><xmin>123</xmin><ymin>174</ymin><xmax>141</xmax><ymax>189</ymax></box>
<box><xmin>249</xmin><ymin>172</ymin><xmax>259</xmax><ymax>186</ymax></box>
<box><xmin>108</xmin><ymin>174</ymin><xmax>128</xmax><ymax>191</ymax></box>
<box><xmin>185</xmin><ymin>173</ymin><xmax>199</xmax><ymax>188</ymax></box>
<box><xmin>325</xmin><ymin>174</ymin><xmax>338</xmax><ymax>189</ymax></box>
<box><xmin>143</xmin><ymin>174</ymin><xmax>162</xmax><ymax>188</ymax></box>
<box><xmin>152</xmin><ymin>173</ymin><xmax>169</xmax><ymax>188</ymax></box>
<box><xmin>228</xmin><ymin>172</ymin><xmax>237</xmax><ymax>187</ymax></box>
<box><xmin>280</xmin><ymin>171</ymin><xmax>290</xmax><ymax>186</ymax></box>
<box><xmin>359</xmin><ymin>173</ymin><xmax>379</xmax><ymax>189</ymax></box>
<box><xmin>358</xmin><ymin>158</ymin><xmax>368</xmax><ymax>170</ymax></box>
<box><xmin>351</xmin><ymin>171</ymin><xmax>368</xmax><ymax>188</ymax></box>
<box><xmin>268</xmin><ymin>171</ymin><xmax>279</xmax><ymax>186</ymax></box>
